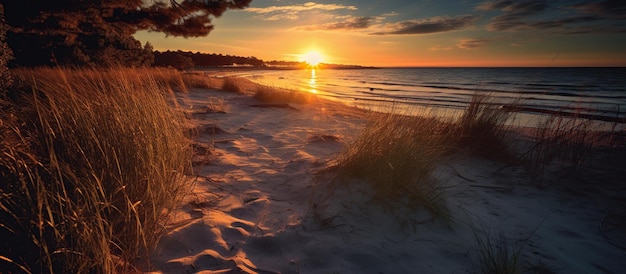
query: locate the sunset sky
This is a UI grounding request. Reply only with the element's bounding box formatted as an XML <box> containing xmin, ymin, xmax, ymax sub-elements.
<box><xmin>134</xmin><ymin>0</ymin><xmax>626</xmax><ymax>67</ymax></box>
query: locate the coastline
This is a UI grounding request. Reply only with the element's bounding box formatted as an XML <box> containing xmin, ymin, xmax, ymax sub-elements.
<box><xmin>194</xmin><ymin>67</ymin><xmax>626</xmax><ymax>130</ymax></box>
<box><xmin>146</xmin><ymin>80</ymin><xmax>626</xmax><ymax>273</ymax></box>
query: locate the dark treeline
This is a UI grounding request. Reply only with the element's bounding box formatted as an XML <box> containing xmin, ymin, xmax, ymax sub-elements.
<box><xmin>154</xmin><ymin>50</ymin><xmax>266</xmax><ymax>70</ymax></box>
<box><xmin>0</xmin><ymin>4</ymin><xmax>12</xmax><ymax>92</ymax></box>
<box><xmin>151</xmin><ymin>51</ymin><xmax>372</xmax><ymax>70</ymax></box>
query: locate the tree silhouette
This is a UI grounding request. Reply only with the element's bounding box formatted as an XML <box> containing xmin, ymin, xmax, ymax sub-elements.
<box><xmin>0</xmin><ymin>4</ymin><xmax>12</xmax><ymax>92</ymax></box>
<box><xmin>154</xmin><ymin>50</ymin><xmax>194</xmax><ymax>70</ymax></box>
<box><xmin>1</xmin><ymin>0</ymin><xmax>252</xmax><ymax>67</ymax></box>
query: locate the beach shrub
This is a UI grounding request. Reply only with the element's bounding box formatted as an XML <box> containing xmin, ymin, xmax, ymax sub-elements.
<box><xmin>328</xmin><ymin>111</ymin><xmax>450</xmax><ymax>221</ymax></box>
<box><xmin>0</xmin><ymin>67</ymin><xmax>192</xmax><ymax>273</ymax></box>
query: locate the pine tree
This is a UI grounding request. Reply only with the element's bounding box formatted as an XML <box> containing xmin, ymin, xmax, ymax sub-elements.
<box><xmin>1</xmin><ymin>0</ymin><xmax>252</xmax><ymax>67</ymax></box>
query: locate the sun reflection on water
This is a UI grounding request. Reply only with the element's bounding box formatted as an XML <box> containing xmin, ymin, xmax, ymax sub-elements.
<box><xmin>308</xmin><ymin>69</ymin><xmax>317</xmax><ymax>93</ymax></box>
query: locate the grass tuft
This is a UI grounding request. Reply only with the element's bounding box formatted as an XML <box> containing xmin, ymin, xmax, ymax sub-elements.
<box><xmin>253</xmin><ymin>85</ymin><xmax>315</xmax><ymax>104</ymax></box>
<box><xmin>328</xmin><ymin>111</ymin><xmax>451</xmax><ymax>221</ymax></box>
<box><xmin>473</xmin><ymin>228</ymin><xmax>522</xmax><ymax>274</ymax></box>
<box><xmin>1</xmin><ymin>67</ymin><xmax>192</xmax><ymax>273</ymax></box>
<box><xmin>322</xmin><ymin>94</ymin><xmax>516</xmax><ymax>223</ymax></box>
<box><xmin>221</xmin><ymin>77</ymin><xmax>244</xmax><ymax>94</ymax></box>
<box><xmin>454</xmin><ymin>94</ymin><xmax>513</xmax><ymax>160</ymax></box>
<box><xmin>521</xmin><ymin>109</ymin><xmax>621</xmax><ymax>185</ymax></box>
<box><xmin>181</xmin><ymin>72</ymin><xmax>221</xmax><ymax>90</ymax></box>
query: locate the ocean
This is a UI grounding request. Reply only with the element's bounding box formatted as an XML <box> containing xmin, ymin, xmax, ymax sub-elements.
<box><xmin>224</xmin><ymin>67</ymin><xmax>626</xmax><ymax>128</ymax></box>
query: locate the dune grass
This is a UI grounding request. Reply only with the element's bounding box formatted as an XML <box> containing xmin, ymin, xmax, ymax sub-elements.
<box><xmin>472</xmin><ymin>228</ymin><xmax>522</xmax><ymax>274</ymax></box>
<box><xmin>213</xmin><ymin>75</ymin><xmax>316</xmax><ymax>104</ymax></box>
<box><xmin>453</xmin><ymin>94</ymin><xmax>514</xmax><ymax>160</ymax></box>
<box><xmin>471</xmin><ymin>222</ymin><xmax>542</xmax><ymax>274</ymax></box>
<box><xmin>221</xmin><ymin>77</ymin><xmax>244</xmax><ymax>94</ymax></box>
<box><xmin>133</xmin><ymin>67</ymin><xmax>222</xmax><ymax>93</ymax></box>
<box><xmin>0</xmin><ymin>67</ymin><xmax>192</xmax><ymax>273</ymax></box>
<box><xmin>181</xmin><ymin>72</ymin><xmax>221</xmax><ymax>91</ymax></box>
<box><xmin>520</xmin><ymin>109</ymin><xmax>621</xmax><ymax>185</ymax></box>
<box><xmin>253</xmin><ymin>85</ymin><xmax>315</xmax><ymax>104</ymax></box>
<box><xmin>328</xmin><ymin>111</ymin><xmax>452</xmax><ymax>221</ymax></box>
<box><xmin>324</xmin><ymin>94</ymin><xmax>514</xmax><ymax>222</ymax></box>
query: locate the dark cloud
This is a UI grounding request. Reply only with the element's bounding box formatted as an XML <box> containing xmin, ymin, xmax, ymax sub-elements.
<box><xmin>476</xmin><ymin>0</ymin><xmax>514</xmax><ymax>11</ymax></box>
<box><xmin>477</xmin><ymin>0</ymin><xmax>549</xmax><ymax>31</ymax></box>
<box><xmin>527</xmin><ymin>15</ymin><xmax>599</xmax><ymax>29</ymax></box>
<box><xmin>572</xmin><ymin>0</ymin><xmax>626</xmax><ymax>19</ymax></box>
<box><xmin>295</xmin><ymin>17</ymin><xmax>374</xmax><ymax>31</ymax></box>
<box><xmin>372</xmin><ymin>15</ymin><xmax>477</xmax><ymax>35</ymax></box>
<box><xmin>477</xmin><ymin>0</ymin><xmax>626</xmax><ymax>33</ymax></box>
<box><xmin>477</xmin><ymin>0</ymin><xmax>547</xmax><ymax>15</ymax></box>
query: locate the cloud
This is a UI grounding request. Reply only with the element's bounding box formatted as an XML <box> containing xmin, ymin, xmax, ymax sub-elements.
<box><xmin>245</xmin><ymin>2</ymin><xmax>358</xmax><ymax>20</ymax></box>
<box><xmin>381</xmin><ymin>11</ymin><xmax>400</xmax><ymax>18</ymax></box>
<box><xmin>476</xmin><ymin>0</ymin><xmax>547</xmax><ymax>15</ymax></box>
<box><xmin>477</xmin><ymin>0</ymin><xmax>549</xmax><ymax>31</ymax></box>
<box><xmin>428</xmin><ymin>45</ymin><xmax>454</xmax><ymax>51</ymax></box>
<box><xmin>477</xmin><ymin>0</ymin><xmax>626</xmax><ymax>33</ymax></box>
<box><xmin>572</xmin><ymin>0</ymin><xmax>626</xmax><ymax>19</ymax></box>
<box><xmin>457</xmin><ymin>38</ymin><xmax>490</xmax><ymax>49</ymax></box>
<box><xmin>295</xmin><ymin>17</ymin><xmax>374</xmax><ymax>31</ymax></box>
<box><xmin>372</xmin><ymin>15</ymin><xmax>477</xmax><ymax>35</ymax></box>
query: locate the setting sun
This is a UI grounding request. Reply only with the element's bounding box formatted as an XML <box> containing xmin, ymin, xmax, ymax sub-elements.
<box><xmin>300</xmin><ymin>51</ymin><xmax>324</xmax><ymax>66</ymax></box>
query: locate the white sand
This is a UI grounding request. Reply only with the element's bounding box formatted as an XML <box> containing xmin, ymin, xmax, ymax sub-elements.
<box><xmin>146</xmin><ymin>87</ymin><xmax>626</xmax><ymax>273</ymax></box>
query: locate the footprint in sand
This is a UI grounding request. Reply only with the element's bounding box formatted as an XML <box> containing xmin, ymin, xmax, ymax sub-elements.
<box><xmin>190</xmin><ymin>250</ymin><xmax>237</xmax><ymax>272</ymax></box>
<box><xmin>221</xmin><ymin>222</ymin><xmax>253</xmax><ymax>244</ymax></box>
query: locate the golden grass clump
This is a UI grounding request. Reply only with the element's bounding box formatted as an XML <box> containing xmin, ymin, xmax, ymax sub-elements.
<box><xmin>0</xmin><ymin>67</ymin><xmax>192</xmax><ymax>273</ymax></box>
<box><xmin>329</xmin><ymin>111</ymin><xmax>451</xmax><ymax>221</ymax></box>
<box><xmin>149</xmin><ymin>67</ymin><xmax>189</xmax><ymax>92</ymax></box>
<box><xmin>146</xmin><ymin>68</ymin><xmax>221</xmax><ymax>92</ymax></box>
<box><xmin>181</xmin><ymin>72</ymin><xmax>221</xmax><ymax>90</ymax></box>
<box><xmin>221</xmin><ymin>77</ymin><xmax>244</xmax><ymax>94</ymax></box>
<box><xmin>253</xmin><ymin>85</ymin><xmax>315</xmax><ymax>104</ymax></box>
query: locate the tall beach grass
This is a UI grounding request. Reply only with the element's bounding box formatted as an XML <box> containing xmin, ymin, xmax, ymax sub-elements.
<box><xmin>472</xmin><ymin>227</ymin><xmax>523</xmax><ymax>274</ymax></box>
<box><xmin>1</xmin><ymin>67</ymin><xmax>192</xmax><ymax>273</ymax></box>
<box><xmin>323</xmin><ymin>94</ymin><xmax>514</xmax><ymax>222</ymax></box>
<box><xmin>328</xmin><ymin>111</ymin><xmax>451</xmax><ymax>220</ymax></box>
<box><xmin>453</xmin><ymin>94</ymin><xmax>513</xmax><ymax>160</ymax></box>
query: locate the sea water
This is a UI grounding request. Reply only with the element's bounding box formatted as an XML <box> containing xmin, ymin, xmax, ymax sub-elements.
<box><xmin>228</xmin><ymin>67</ymin><xmax>626</xmax><ymax>128</ymax></box>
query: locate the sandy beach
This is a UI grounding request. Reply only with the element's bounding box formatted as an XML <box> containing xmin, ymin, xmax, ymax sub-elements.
<box><xmin>145</xmin><ymin>86</ymin><xmax>626</xmax><ymax>274</ymax></box>
<box><xmin>3</xmin><ymin>1</ymin><xmax>626</xmax><ymax>272</ymax></box>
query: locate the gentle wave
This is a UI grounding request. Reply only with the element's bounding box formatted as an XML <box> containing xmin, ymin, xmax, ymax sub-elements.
<box><xmin>241</xmin><ymin>67</ymin><xmax>626</xmax><ymax>123</ymax></box>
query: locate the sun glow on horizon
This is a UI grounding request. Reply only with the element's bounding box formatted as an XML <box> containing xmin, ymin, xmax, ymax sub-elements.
<box><xmin>300</xmin><ymin>50</ymin><xmax>325</xmax><ymax>67</ymax></box>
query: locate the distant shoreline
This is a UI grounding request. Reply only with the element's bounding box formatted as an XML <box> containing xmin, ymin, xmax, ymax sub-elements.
<box><xmin>190</xmin><ymin>66</ymin><xmax>625</xmax><ymax>72</ymax></box>
<box><xmin>191</xmin><ymin>64</ymin><xmax>380</xmax><ymax>71</ymax></box>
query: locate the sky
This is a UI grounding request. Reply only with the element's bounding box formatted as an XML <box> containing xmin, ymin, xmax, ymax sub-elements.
<box><xmin>134</xmin><ymin>0</ymin><xmax>626</xmax><ymax>67</ymax></box>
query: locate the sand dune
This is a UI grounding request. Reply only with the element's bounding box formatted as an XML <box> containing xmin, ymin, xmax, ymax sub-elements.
<box><xmin>146</xmin><ymin>88</ymin><xmax>626</xmax><ymax>273</ymax></box>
